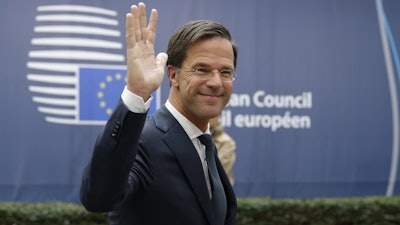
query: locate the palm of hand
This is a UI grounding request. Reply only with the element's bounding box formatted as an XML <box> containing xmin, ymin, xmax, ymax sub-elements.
<box><xmin>125</xmin><ymin>3</ymin><xmax>168</xmax><ymax>100</ymax></box>
<box><xmin>126</xmin><ymin>40</ymin><xmax>166</xmax><ymax>99</ymax></box>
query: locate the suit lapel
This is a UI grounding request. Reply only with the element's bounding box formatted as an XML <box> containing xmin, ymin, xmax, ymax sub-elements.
<box><xmin>215</xmin><ymin>150</ymin><xmax>237</xmax><ymax>224</ymax></box>
<box><xmin>154</xmin><ymin>107</ymin><xmax>216</xmax><ymax>225</ymax></box>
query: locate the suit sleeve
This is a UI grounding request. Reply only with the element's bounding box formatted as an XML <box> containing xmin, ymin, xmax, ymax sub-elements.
<box><xmin>80</xmin><ymin>99</ymin><xmax>147</xmax><ymax>212</ymax></box>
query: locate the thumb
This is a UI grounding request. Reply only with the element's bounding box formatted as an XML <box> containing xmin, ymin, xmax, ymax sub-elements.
<box><xmin>156</xmin><ymin>52</ymin><xmax>168</xmax><ymax>67</ymax></box>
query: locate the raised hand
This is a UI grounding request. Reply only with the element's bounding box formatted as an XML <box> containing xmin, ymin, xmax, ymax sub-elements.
<box><xmin>125</xmin><ymin>2</ymin><xmax>168</xmax><ymax>101</ymax></box>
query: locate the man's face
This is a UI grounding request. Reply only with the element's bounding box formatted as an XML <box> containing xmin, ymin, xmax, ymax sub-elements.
<box><xmin>168</xmin><ymin>36</ymin><xmax>235</xmax><ymax>127</ymax></box>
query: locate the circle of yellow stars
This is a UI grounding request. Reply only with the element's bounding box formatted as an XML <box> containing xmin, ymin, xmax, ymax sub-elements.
<box><xmin>97</xmin><ymin>73</ymin><xmax>123</xmax><ymax>115</ymax></box>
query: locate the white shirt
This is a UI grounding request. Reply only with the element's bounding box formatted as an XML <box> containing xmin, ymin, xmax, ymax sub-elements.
<box><xmin>121</xmin><ymin>86</ymin><xmax>212</xmax><ymax>198</ymax></box>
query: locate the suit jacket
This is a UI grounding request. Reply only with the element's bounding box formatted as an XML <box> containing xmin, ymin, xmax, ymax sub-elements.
<box><xmin>80</xmin><ymin>100</ymin><xmax>237</xmax><ymax>225</ymax></box>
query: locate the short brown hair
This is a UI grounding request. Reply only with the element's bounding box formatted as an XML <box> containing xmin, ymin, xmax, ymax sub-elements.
<box><xmin>166</xmin><ymin>20</ymin><xmax>238</xmax><ymax>68</ymax></box>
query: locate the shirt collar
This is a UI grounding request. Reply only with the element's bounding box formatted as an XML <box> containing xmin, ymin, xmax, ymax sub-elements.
<box><xmin>165</xmin><ymin>100</ymin><xmax>210</xmax><ymax>140</ymax></box>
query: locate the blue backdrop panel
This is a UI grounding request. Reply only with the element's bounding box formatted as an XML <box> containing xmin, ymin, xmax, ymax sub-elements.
<box><xmin>0</xmin><ymin>0</ymin><xmax>399</xmax><ymax>202</ymax></box>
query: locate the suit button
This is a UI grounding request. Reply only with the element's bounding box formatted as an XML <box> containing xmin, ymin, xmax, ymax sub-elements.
<box><xmin>111</xmin><ymin>121</ymin><xmax>120</xmax><ymax>137</ymax></box>
<box><xmin>111</xmin><ymin>128</ymin><xmax>117</xmax><ymax>136</ymax></box>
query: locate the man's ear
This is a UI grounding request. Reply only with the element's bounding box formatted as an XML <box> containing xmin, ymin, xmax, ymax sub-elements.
<box><xmin>167</xmin><ymin>65</ymin><xmax>178</xmax><ymax>86</ymax></box>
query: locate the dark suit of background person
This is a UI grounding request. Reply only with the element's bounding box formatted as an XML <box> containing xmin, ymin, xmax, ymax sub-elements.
<box><xmin>79</xmin><ymin>3</ymin><xmax>239</xmax><ymax>225</ymax></box>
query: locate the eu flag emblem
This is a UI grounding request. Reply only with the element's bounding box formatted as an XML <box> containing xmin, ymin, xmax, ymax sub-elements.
<box><xmin>79</xmin><ymin>67</ymin><xmax>157</xmax><ymax>122</ymax></box>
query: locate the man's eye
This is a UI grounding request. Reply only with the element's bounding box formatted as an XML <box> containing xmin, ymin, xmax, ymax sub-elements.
<box><xmin>220</xmin><ymin>70</ymin><xmax>233</xmax><ymax>77</ymax></box>
<box><xmin>195</xmin><ymin>67</ymin><xmax>211</xmax><ymax>74</ymax></box>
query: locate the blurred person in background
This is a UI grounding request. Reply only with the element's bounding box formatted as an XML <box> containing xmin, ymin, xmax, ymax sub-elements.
<box><xmin>210</xmin><ymin>115</ymin><xmax>236</xmax><ymax>185</ymax></box>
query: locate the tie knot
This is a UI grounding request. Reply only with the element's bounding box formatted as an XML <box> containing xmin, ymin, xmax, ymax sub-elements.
<box><xmin>198</xmin><ymin>134</ymin><xmax>213</xmax><ymax>148</ymax></box>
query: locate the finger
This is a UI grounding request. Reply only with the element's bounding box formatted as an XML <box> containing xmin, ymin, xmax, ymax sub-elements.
<box><xmin>125</xmin><ymin>13</ymin><xmax>135</xmax><ymax>48</ymax></box>
<box><xmin>138</xmin><ymin>2</ymin><xmax>148</xmax><ymax>41</ymax></box>
<box><xmin>147</xmin><ymin>9</ymin><xmax>158</xmax><ymax>44</ymax></box>
<box><xmin>131</xmin><ymin>5</ymin><xmax>141</xmax><ymax>42</ymax></box>
<box><xmin>156</xmin><ymin>52</ymin><xmax>168</xmax><ymax>67</ymax></box>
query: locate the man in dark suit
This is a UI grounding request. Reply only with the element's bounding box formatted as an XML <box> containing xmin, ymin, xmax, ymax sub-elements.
<box><xmin>80</xmin><ymin>2</ymin><xmax>238</xmax><ymax>225</ymax></box>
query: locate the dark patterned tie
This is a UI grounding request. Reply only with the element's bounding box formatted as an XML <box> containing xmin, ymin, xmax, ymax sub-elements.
<box><xmin>198</xmin><ymin>134</ymin><xmax>227</xmax><ymax>225</ymax></box>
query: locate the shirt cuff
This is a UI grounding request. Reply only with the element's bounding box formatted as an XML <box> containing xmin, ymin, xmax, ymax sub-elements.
<box><xmin>121</xmin><ymin>86</ymin><xmax>152</xmax><ymax>113</ymax></box>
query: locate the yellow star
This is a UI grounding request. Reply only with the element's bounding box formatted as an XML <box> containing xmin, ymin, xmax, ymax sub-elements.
<box><xmin>97</xmin><ymin>91</ymin><xmax>104</xmax><ymax>98</ymax></box>
<box><xmin>106</xmin><ymin>108</ymin><xmax>113</xmax><ymax>115</ymax></box>
<box><xmin>106</xmin><ymin>75</ymin><xmax>113</xmax><ymax>82</ymax></box>
<box><xmin>100</xmin><ymin>82</ymin><xmax>106</xmax><ymax>89</ymax></box>
<box><xmin>100</xmin><ymin>101</ymin><xmax>106</xmax><ymax>108</ymax></box>
<box><xmin>115</xmin><ymin>73</ymin><xmax>122</xmax><ymax>80</ymax></box>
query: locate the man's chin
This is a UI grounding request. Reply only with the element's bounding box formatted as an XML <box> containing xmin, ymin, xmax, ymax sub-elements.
<box><xmin>202</xmin><ymin>106</ymin><xmax>223</xmax><ymax>118</ymax></box>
